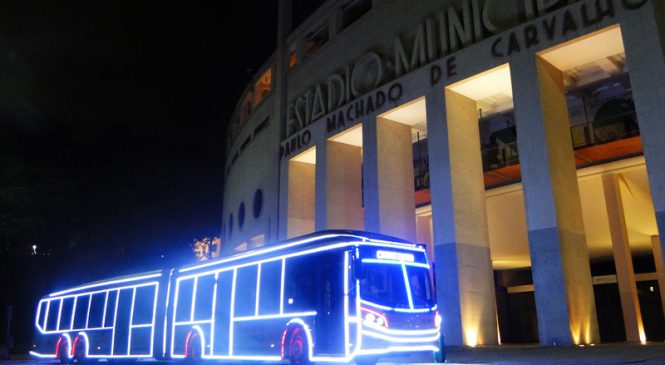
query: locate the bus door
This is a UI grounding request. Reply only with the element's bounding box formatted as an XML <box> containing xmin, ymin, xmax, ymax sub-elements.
<box><xmin>315</xmin><ymin>252</ymin><xmax>345</xmax><ymax>355</ymax></box>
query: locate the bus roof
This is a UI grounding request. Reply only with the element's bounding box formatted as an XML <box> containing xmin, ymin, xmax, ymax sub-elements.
<box><xmin>45</xmin><ymin>231</ymin><xmax>417</xmax><ymax>298</ymax></box>
<box><xmin>178</xmin><ymin>230</ymin><xmax>419</xmax><ymax>274</ymax></box>
<box><xmin>47</xmin><ymin>269</ymin><xmax>163</xmax><ymax>298</ymax></box>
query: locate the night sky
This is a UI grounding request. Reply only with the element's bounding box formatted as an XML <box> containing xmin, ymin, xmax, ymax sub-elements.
<box><xmin>0</xmin><ymin>0</ymin><xmax>287</xmax><ymax>351</ymax></box>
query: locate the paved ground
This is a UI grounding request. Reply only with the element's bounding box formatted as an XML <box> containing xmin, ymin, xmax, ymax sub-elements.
<box><xmin>2</xmin><ymin>343</ymin><xmax>665</xmax><ymax>365</ymax></box>
<box><xmin>387</xmin><ymin>343</ymin><xmax>665</xmax><ymax>364</ymax></box>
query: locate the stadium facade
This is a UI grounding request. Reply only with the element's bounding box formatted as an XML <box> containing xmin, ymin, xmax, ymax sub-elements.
<box><xmin>222</xmin><ymin>0</ymin><xmax>665</xmax><ymax>347</ymax></box>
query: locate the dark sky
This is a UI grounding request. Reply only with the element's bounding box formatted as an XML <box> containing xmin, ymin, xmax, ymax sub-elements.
<box><xmin>1</xmin><ymin>0</ymin><xmax>280</xmax><ymax>310</ymax></box>
<box><xmin>0</xmin><ymin>0</ymin><xmax>347</xmax><ymax>351</ymax></box>
<box><xmin>1</xmin><ymin>0</ymin><xmax>279</xmax><ymax>254</ymax></box>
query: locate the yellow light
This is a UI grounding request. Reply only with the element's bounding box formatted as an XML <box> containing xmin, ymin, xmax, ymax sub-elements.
<box><xmin>464</xmin><ymin>328</ymin><xmax>478</xmax><ymax>347</ymax></box>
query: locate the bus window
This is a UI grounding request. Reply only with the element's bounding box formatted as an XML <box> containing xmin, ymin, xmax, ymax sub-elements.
<box><xmin>88</xmin><ymin>293</ymin><xmax>106</xmax><ymax>328</ymax></box>
<box><xmin>37</xmin><ymin>301</ymin><xmax>47</xmax><ymax>329</ymax></box>
<box><xmin>45</xmin><ymin>299</ymin><xmax>61</xmax><ymax>331</ymax></box>
<box><xmin>360</xmin><ymin>263</ymin><xmax>409</xmax><ymax>309</ymax></box>
<box><xmin>132</xmin><ymin>285</ymin><xmax>156</xmax><ymax>325</ymax></box>
<box><xmin>104</xmin><ymin>291</ymin><xmax>117</xmax><ymax>327</ymax></box>
<box><xmin>258</xmin><ymin>260</ymin><xmax>281</xmax><ymax>315</ymax></box>
<box><xmin>193</xmin><ymin>275</ymin><xmax>215</xmax><ymax>321</ymax></box>
<box><xmin>284</xmin><ymin>256</ymin><xmax>315</xmax><ymax>312</ymax></box>
<box><xmin>405</xmin><ymin>266</ymin><xmax>434</xmax><ymax>308</ymax></box>
<box><xmin>59</xmin><ymin>297</ymin><xmax>75</xmax><ymax>331</ymax></box>
<box><xmin>113</xmin><ymin>289</ymin><xmax>134</xmax><ymax>355</ymax></box>
<box><xmin>73</xmin><ymin>295</ymin><xmax>90</xmax><ymax>329</ymax></box>
<box><xmin>234</xmin><ymin>265</ymin><xmax>258</xmax><ymax>317</ymax></box>
<box><xmin>176</xmin><ymin>278</ymin><xmax>194</xmax><ymax>322</ymax></box>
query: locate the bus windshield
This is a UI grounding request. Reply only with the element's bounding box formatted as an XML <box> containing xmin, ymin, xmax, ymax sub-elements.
<box><xmin>359</xmin><ymin>262</ymin><xmax>434</xmax><ymax>310</ymax></box>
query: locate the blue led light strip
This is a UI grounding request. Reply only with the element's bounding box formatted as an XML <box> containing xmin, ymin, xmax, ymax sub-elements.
<box><xmin>49</xmin><ymin>272</ymin><xmax>161</xmax><ymax>297</ymax></box>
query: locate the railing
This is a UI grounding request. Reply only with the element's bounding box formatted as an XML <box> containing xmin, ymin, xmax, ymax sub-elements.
<box><xmin>570</xmin><ymin>109</ymin><xmax>639</xmax><ymax>148</ymax></box>
<box><xmin>412</xmin><ymin>100</ymin><xmax>640</xmax><ymax>191</ymax></box>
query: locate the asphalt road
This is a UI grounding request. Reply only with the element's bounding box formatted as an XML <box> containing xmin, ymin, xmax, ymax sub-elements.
<box><xmin>3</xmin><ymin>344</ymin><xmax>665</xmax><ymax>365</ymax></box>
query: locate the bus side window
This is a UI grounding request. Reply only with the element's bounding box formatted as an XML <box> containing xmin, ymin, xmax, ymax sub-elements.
<box><xmin>258</xmin><ymin>260</ymin><xmax>281</xmax><ymax>315</ymax></box>
<box><xmin>104</xmin><ymin>291</ymin><xmax>118</xmax><ymax>327</ymax></box>
<box><xmin>284</xmin><ymin>256</ymin><xmax>315</xmax><ymax>312</ymax></box>
<box><xmin>45</xmin><ymin>299</ymin><xmax>61</xmax><ymax>331</ymax></box>
<box><xmin>234</xmin><ymin>265</ymin><xmax>258</xmax><ymax>317</ymax></box>
<box><xmin>88</xmin><ymin>293</ymin><xmax>106</xmax><ymax>328</ymax></box>
<box><xmin>37</xmin><ymin>301</ymin><xmax>47</xmax><ymax>330</ymax></box>
<box><xmin>175</xmin><ymin>278</ymin><xmax>195</xmax><ymax>322</ymax></box>
<box><xmin>73</xmin><ymin>295</ymin><xmax>90</xmax><ymax>329</ymax></box>
<box><xmin>132</xmin><ymin>285</ymin><xmax>156</xmax><ymax>325</ymax></box>
<box><xmin>194</xmin><ymin>275</ymin><xmax>215</xmax><ymax>321</ymax></box>
<box><xmin>59</xmin><ymin>297</ymin><xmax>75</xmax><ymax>331</ymax></box>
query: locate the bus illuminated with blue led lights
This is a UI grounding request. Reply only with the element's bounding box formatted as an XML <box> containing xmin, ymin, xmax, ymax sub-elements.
<box><xmin>30</xmin><ymin>231</ymin><xmax>444</xmax><ymax>364</ymax></box>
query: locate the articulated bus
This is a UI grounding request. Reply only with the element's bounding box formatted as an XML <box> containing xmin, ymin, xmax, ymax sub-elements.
<box><xmin>31</xmin><ymin>231</ymin><xmax>444</xmax><ymax>364</ymax></box>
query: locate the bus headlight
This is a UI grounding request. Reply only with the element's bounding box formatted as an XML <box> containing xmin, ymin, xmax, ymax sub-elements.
<box><xmin>361</xmin><ymin>307</ymin><xmax>388</xmax><ymax>328</ymax></box>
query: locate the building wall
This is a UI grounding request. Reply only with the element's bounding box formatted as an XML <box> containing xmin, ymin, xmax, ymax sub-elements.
<box><xmin>223</xmin><ymin>0</ymin><xmax>665</xmax><ymax>347</ymax></box>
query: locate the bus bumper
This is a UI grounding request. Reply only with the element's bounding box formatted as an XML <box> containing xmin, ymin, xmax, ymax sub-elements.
<box><xmin>357</xmin><ymin>325</ymin><xmax>440</xmax><ymax>355</ymax></box>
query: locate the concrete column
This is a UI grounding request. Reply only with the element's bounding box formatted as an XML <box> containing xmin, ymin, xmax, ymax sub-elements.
<box><xmin>603</xmin><ymin>174</ymin><xmax>645</xmax><ymax>342</ymax></box>
<box><xmin>363</xmin><ymin>114</ymin><xmax>381</xmax><ymax>234</ymax></box>
<box><xmin>278</xmin><ymin>158</ymin><xmax>290</xmax><ymax>241</ymax></box>
<box><xmin>325</xmin><ymin>140</ymin><xmax>364</xmax><ymax>230</ymax></box>
<box><xmin>275</xmin><ymin>0</ymin><xmax>293</xmax><ymax>241</ymax></box>
<box><xmin>287</xmin><ymin>160</ymin><xmax>315</xmax><ymax>237</ymax></box>
<box><xmin>510</xmin><ymin>54</ymin><xmax>599</xmax><ymax>346</ymax></box>
<box><xmin>652</xmin><ymin>235</ymin><xmax>665</xmax><ymax>320</ymax></box>
<box><xmin>377</xmin><ymin>118</ymin><xmax>417</xmax><ymax>241</ymax></box>
<box><xmin>621</xmin><ymin>6</ymin><xmax>665</xmax><ymax>267</ymax></box>
<box><xmin>425</xmin><ymin>87</ymin><xmax>498</xmax><ymax>347</ymax></box>
<box><xmin>416</xmin><ymin>215</ymin><xmax>434</xmax><ymax>262</ymax></box>
<box><xmin>315</xmin><ymin>139</ymin><xmax>328</xmax><ymax>231</ymax></box>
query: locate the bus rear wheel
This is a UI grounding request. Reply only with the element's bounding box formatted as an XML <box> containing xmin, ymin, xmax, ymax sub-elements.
<box><xmin>288</xmin><ymin>327</ymin><xmax>311</xmax><ymax>365</ymax></box>
<box><xmin>185</xmin><ymin>330</ymin><xmax>202</xmax><ymax>363</ymax></box>
<box><xmin>56</xmin><ymin>336</ymin><xmax>70</xmax><ymax>364</ymax></box>
<box><xmin>73</xmin><ymin>335</ymin><xmax>87</xmax><ymax>363</ymax></box>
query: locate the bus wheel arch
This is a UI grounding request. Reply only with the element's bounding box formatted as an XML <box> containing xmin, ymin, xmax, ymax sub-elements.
<box><xmin>55</xmin><ymin>334</ymin><xmax>72</xmax><ymax>364</ymax></box>
<box><xmin>184</xmin><ymin>326</ymin><xmax>205</xmax><ymax>361</ymax></box>
<box><xmin>283</xmin><ymin>324</ymin><xmax>311</xmax><ymax>365</ymax></box>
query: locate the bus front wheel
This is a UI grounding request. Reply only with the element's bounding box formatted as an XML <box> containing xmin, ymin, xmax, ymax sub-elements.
<box><xmin>288</xmin><ymin>327</ymin><xmax>311</xmax><ymax>365</ymax></box>
<box><xmin>433</xmin><ymin>335</ymin><xmax>446</xmax><ymax>363</ymax></box>
<box><xmin>56</xmin><ymin>336</ymin><xmax>70</xmax><ymax>364</ymax></box>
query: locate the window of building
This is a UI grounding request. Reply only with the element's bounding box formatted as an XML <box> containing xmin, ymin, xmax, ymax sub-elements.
<box><xmin>254</xmin><ymin>67</ymin><xmax>272</xmax><ymax>105</ymax></box>
<box><xmin>228</xmin><ymin>214</ymin><xmax>234</xmax><ymax>238</ymax></box>
<box><xmin>305</xmin><ymin>22</ymin><xmax>329</xmax><ymax>58</ymax></box>
<box><xmin>341</xmin><ymin>0</ymin><xmax>372</xmax><ymax>29</ymax></box>
<box><xmin>289</xmin><ymin>46</ymin><xmax>297</xmax><ymax>70</ymax></box>
<box><xmin>238</xmin><ymin>202</ymin><xmax>246</xmax><ymax>230</ymax></box>
<box><xmin>253</xmin><ymin>189</ymin><xmax>263</xmax><ymax>218</ymax></box>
